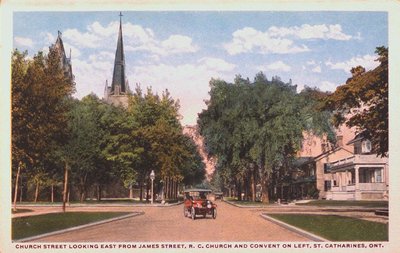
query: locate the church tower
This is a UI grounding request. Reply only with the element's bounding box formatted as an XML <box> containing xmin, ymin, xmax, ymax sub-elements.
<box><xmin>52</xmin><ymin>31</ymin><xmax>75</xmax><ymax>85</ymax></box>
<box><xmin>104</xmin><ymin>12</ymin><xmax>131</xmax><ymax>107</ymax></box>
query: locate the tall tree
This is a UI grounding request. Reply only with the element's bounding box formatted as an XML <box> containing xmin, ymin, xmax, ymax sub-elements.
<box><xmin>323</xmin><ymin>46</ymin><xmax>388</xmax><ymax>156</ymax></box>
<box><xmin>11</xmin><ymin>48</ymin><xmax>74</xmax><ymax>210</ymax></box>
<box><xmin>198</xmin><ymin>72</ymin><xmax>333</xmax><ymax>203</ymax></box>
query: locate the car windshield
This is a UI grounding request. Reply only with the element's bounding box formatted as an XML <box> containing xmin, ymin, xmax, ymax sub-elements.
<box><xmin>187</xmin><ymin>191</ymin><xmax>207</xmax><ymax>200</ymax></box>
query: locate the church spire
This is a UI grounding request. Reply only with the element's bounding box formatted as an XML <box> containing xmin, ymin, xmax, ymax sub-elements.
<box><xmin>111</xmin><ymin>12</ymin><xmax>126</xmax><ymax>94</ymax></box>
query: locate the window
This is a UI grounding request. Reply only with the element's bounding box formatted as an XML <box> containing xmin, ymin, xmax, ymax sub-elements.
<box><xmin>375</xmin><ymin>169</ymin><xmax>382</xmax><ymax>183</ymax></box>
<box><xmin>324</xmin><ymin>163</ymin><xmax>331</xmax><ymax>173</ymax></box>
<box><xmin>362</xmin><ymin>140</ymin><xmax>372</xmax><ymax>153</ymax></box>
<box><xmin>359</xmin><ymin>167</ymin><xmax>383</xmax><ymax>183</ymax></box>
<box><xmin>324</xmin><ymin>181</ymin><xmax>331</xmax><ymax>191</ymax></box>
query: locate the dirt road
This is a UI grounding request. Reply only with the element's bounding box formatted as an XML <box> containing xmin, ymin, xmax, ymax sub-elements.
<box><xmin>32</xmin><ymin>201</ymin><xmax>309</xmax><ymax>242</ymax></box>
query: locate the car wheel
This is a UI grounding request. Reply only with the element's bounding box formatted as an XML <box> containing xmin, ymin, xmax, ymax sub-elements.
<box><xmin>212</xmin><ymin>208</ymin><xmax>217</xmax><ymax>219</ymax></box>
<box><xmin>191</xmin><ymin>207</ymin><xmax>196</xmax><ymax>220</ymax></box>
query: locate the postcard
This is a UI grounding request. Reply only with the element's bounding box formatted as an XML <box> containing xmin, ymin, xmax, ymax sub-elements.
<box><xmin>1</xmin><ymin>1</ymin><xmax>399</xmax><ymax>252</ymax></box>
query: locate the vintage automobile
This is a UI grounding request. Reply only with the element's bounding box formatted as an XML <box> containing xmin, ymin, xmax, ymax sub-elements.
<box><xmin>183</xmin><ymin>189</ymin><xmax>217</xmax><ymax>220</ymax></box>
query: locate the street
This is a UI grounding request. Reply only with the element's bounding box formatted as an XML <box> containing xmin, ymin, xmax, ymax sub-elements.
<box><xmin>32</xmin><ymin>201</ymin><xmax>309</xmax><ymax>242</ymax></box>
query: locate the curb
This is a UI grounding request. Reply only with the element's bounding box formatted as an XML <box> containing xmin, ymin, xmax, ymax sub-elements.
<box><xmin>15</xmin><ymin>202</ymin><xmax>183</xmax><ymax>208</ymax></box>
<box><xmin>15</xmin><ymin>212</ymin><xmax>144</xmax><ymax>242</ymax></box>
<box><xmin>223</xmin><ymin>200</ymin><xmax>268</xmax><ymax>208</ymax></box>
<box><xmin>223</xmin><ymin>200</ymin><xmax>381</xmax><ymax>212</ymax></box>
<box><xmin>260</xmin><ymin>213</ymin><xmax>328</xmax><ymax>242</ymax></box>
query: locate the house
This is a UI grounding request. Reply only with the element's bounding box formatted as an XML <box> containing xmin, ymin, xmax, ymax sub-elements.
<box><xmin>292</xmin><ymin>124</ymin><xmax>356</xmax><ymax>200</ymax></box>
<box><xmin>325</xmin><ymin>134</ymin><xmax>389</xmax><ymax>200</ymax></box>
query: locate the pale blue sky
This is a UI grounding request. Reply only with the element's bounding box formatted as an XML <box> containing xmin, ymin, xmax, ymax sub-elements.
<box><xmin>13</xmin><ymin>11</ymin><xmax>388</xmax><ymax>125</ymax></box>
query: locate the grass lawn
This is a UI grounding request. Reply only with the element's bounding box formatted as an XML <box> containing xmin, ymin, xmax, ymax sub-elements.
<box><xmin>296</xmin><ymin>200</ymin><xmax>388</xmax><ymax>208</ymax></box>
<box><xmin>12</xmin><ymin>212</ymin><xmax>130</xmax><ymax>240</ymax></box>
<box><xmin>225</xmin><ymin>197</ymin><xmax>271</xmax><ymax>206</ymax></box>
<box><xmin>268</xmin><ymin>214</ymin><xmax>388</xmax><ymax>241</ymax></box>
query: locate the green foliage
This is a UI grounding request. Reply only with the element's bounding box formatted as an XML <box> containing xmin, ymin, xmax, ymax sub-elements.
<box><xmin>198</xmin><ymin>72</ymin><xmax>333</xmax><ymax>202</ymax></box>
<box><xmin>103</xmin><ymin>85</ymin><xmax>205</xmax><ymax>195</ymax></box>
<box><xmin>323</xmin><ymin>46</ymin><xmax>388</xmax><ymax>156</ymax></box>
<box><xmin>11</xmin><ymin>48</ymin><xmax>75</xmax><ymax>202</ymax></box>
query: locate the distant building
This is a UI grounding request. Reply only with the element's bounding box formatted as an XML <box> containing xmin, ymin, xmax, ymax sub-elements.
<box><xmin>325</xmin><ymin>133</ymin><xmax>389</xmax><ymax>200</ymax></box>
<box><xmin>51</xmin><ymin>31</ymin><xmax>75</xmax><ymax>84</ymax></box>
<box><xmin>291</xmin><ymin>123</ymin><xmax>388</xmax><ymax>201</ymax></box>
<box><xmin>104</xmin><ymin>13</ymin><xmax>131</xmax><ymax>107</ymax></box>
<box><xmin>183</xmin><ymin>125</ymin><xmax>216</xmax><ymax>181</ymax></box>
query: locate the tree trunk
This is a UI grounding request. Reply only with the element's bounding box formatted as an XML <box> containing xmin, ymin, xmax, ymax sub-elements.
<box><xmin>261</xmin><ymin>172</ymin><xmax>269</xmax><ymax>203</ymax></box>
<box><xmin>146</xmin><ymin>180</ymin><xmax>150</xmax><ymax>202</ymax></box>
<box><xmin>97</xmin><ymin>184</ymin><xmax>102</xmax><ymax>201</ymax></box>
<box><xmin>51</xmin><ymin>184</ymin><xmax>54</xmax><ymax>203</ymax></box>
<box><xmin>237</xmin><ymin>179</ymin><xmax>242</xmax><ymax>201</ymax></box>
<box><xmin>251</xmin><ymin>168</ymin><xmax>256</xmax><ymax>202</ymax></box>
<box><xmin>80</xmin><ymin>192</ymin><xmax>85</xmax><ymax>203</ymax></box>
<box><xmin>62</xmin><ymin>162</ymin><xmax>69</xmax><ymax>212</ymax></box>
<box><xmin>174</xmin><ymin>180</ymin><xmax>177</xmax><ymax>199</ymax></box>
<box><xmin>13</xmin><ymin>162</ymin><xmax>22</xmax><ymax>212</ymax></box>
<box><xmin>129</xmin><ymin>184</ymin><xmax>133</xmax><ymax>199</ymax></box>
<box><xmin>34</xmin><ymin>181</ymin><xmax>40</xmax><ymax>202</ymax></box>
<box><xmin>165</xmin><ymin>177</ymin><xmax>169</xmax><ymax>199</ymax></box>
<box><xmin>139</xmin><ymin>181</ymin><xmax>143</xmax><ymax>201</ymax></box>
<box><xmin>19</xmin><ymin>183</ymin><xmax>23</xmax><ymax>203</ymax></box>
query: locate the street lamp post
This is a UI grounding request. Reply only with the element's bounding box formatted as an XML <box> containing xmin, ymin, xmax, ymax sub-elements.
<box><xmin>150</xmin><ymin>170</ymin><xmax>155</xmax><ymax>204</ymax></box>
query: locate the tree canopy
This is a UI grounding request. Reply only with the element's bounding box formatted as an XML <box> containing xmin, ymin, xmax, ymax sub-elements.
<box><xmin>198</xmin><ymin>73</ymin><xmax>333</xmax><ymax>202</ymax></box>
<box><xmin>323</xmin><ymin>46</ymin><xmax>388</xmax><ymax>157</ymax></box>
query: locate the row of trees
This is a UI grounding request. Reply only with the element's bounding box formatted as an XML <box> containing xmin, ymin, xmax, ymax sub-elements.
<box><xmin>11</xmin><ymin>48</ymin><xmax>205</xmax><ymax>210</ymax></box>
<box><xmin>199</xmin><ymin>46</ymin><xmax>388</xmax><ymax>202</ymax></box>
<box><xmin>198</xmin><ymin>74</ymin><xmax>333</xmax><ymax>202</ymax></box>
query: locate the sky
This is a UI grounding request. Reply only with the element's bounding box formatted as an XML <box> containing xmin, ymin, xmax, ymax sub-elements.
<box><xmin>13</xmin><ymin>11</ymin><xmax>388</xmax><ymax>126</ymax></box>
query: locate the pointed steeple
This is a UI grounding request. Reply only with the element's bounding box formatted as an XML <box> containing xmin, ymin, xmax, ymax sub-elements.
<box><xmin>111</xmin><ymin>12</ymin><xmax>126</xmax><ymax>94</ymax></box>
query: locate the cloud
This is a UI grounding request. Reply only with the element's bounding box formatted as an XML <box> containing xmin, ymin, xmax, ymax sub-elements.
<box><xmin>224</xmin><ymin>27</ymin><xmax>309</xmax><ymax>55</ymax></box>
<box><xmin>161</xmin><ymin>35</ymin><xmax>198</xmax><ymax>55</ymax></box>
<box><xmin>71</xmin><ymin>57</ymin><xmax>113</xmax><ymax>99</ymax></box>
<box><xmin>311</xmin><ymin>66</ymin><xmax>321</xmax><ymax>73</ymax></box>
<box><xmin>262</xmin><ymin>61</ymin><xmax>292</xmax><ymax>72</ymax></box>
<box><xmin>319</xmin><ymin>80</ymin><xmax>338</xmax><ymax>92</ymax></box>
<box><xmin>198</xmin><ymin>57</ymin><xmax>236</xmax><ymax>72</ymax></box>
<box><xmin>64</xmin><ymin>21</ymin><xmax>198</xmax><ymax>57</ymax></box>
<box><xmin>306</xmin><ymin>60</ymin><xmax>316</xmax><ymax>65</ymax></box>
<box><xmin>131</xmin><ymin>58</ymin><xmax>235</xmax><ymax>125</ymax></box>
<box><xmin>63</xmin><ymin>28</ymin><xmax>101</xmax><ymax>49</ymax></box>
<box><xmin>224</xmin><ymin>23</ymin><xmax>353</xmax><ymax>55</ymax></box>
<box><xmin>14</xmin><ymin>37</ymin><xmax>34</xmax><ymax>48</ymax></box>
<box><xmin>268</xmin><ymin>24</ymin><xmax>352</xmax><ymax>41</ymax></box>
<box><xmin>325</xmin><ymin>54</ymin><xmax>379</xmax><ymax>73</ymax></box>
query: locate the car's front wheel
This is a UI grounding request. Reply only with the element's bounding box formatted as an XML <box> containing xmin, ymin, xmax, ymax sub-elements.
<box><xmin>191</xmin><ymin>207</ymin><xmax>196</xmax><ymax>220</ymax></box>
<box><xmin>212</xmin><ymin>208</ymin><xmax>217</xmax><ymax>219</ymax></box>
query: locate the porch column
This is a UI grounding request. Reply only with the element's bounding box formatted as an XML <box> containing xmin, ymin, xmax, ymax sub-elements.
<box><xmin>355</xmin><ymin>165</ymin><xmax>360</xmax><ymax>200</ymax></box>
<box><xmin>355</xmin><ymin>166</ymin><xmax>359</xmax><ymax>190</ymax></box>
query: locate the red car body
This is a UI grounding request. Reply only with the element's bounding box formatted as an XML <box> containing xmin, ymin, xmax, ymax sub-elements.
<box><xmin>183</xmin><ymin>189</ymin><xmax>217</xmax><ymax>220</ymax></box>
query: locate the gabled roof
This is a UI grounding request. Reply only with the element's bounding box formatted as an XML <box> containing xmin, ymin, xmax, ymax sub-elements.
<box><xmin>346</xmin><ymin>131</ymin><xmax>369</xmax><ymax>145</ymax></box>
<box><xmin>313</xmin><ymin>146</ymin><xmax>353</xmax><ymax>161</ymax></box>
